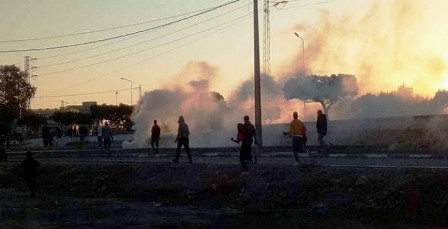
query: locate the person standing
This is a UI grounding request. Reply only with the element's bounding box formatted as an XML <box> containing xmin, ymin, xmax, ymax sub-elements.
<box><xmin>21</xmin><ymin>151</ymin><xmax>40</xmax><ymax>197</ymax></box>
<box><xmin>41</xmin><ymin>125</ymin><xmax>50</xmax><ymax>147</ymax></box>
<box><xmin>102</xmin><ymin>122</ymin><xmax>113</xmax><ymax>155</ymax></box>
<box><xmin>173</xmin><ymin>116</ymin><xmax>192</xmax><ymax>163</ymax></box>
<box><xmin>239</xmin><ymin>115</ymin><xmax>258</xmax><ymax>173</ymax></box>
<box><xmin>151</xmin><ymin>120</ymin><xmax>161</xmax><ymax>153</ymax></box>
<box><xmin>284</xmin><ymin>111</ymin><xmax>307</xmax><ymax>165</ymax></box>
<box><xmin>316</xmin><ymin>110</ymin><xmax>328</xmax><ymax>150</ymax></box>
<box><xmin>97</xmin><ymin>122</ymin><xmax>103</xmax><ymax>147</ymax></box>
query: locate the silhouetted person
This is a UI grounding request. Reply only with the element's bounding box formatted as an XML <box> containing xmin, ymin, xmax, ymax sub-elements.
<box><xmin>56</xmin><ymin>126</ymin><xmax>63</xmax><ymax>139</ymax></box>
<box><xmin>21</xmin><ymin>151</ymin><xmax>40</xmax><ymax>197</ymax></box>
<box><xmin>0</xmin><ymin>147</ymin><xmax>6</xmax><ymax>162</ymax></box>
<box><xmin>79</xmin><ymin>125</ymin><xmax>88</xmax><ymax>144</ymax></box>
<box><xmin>0</xmin><ymin>136</ymin><xmax>7</xmax><ymax>162</ymax></box>
<box><xmin>283</xmin><ymin>111</ymin><xmax>307</xmax><ymax>165</ymax></box>
<box><xmin>97</xmin><ymin>122</ymin><xmax>103</xmax><ymax>147</ymax></box>
<box><xmin>151</xmin><ymin>120</ymin><xmax>161</xmax><ymax>153</ymax></box>
<box><xmin>102</xmin><ymin>122</ymin><xmax>113</xmax><ymax>155</ymax></box>
<box><xmin>316</xmin><ymin>110</ymin><xmax>328</xmax><ymax>149</ymax></box>
<box><xmin>173</xmin><ymin>116</ymin><xmax>192</xmax><ymax>163</ymax></box>
<box><xmin>239</xmin><ymin>115</ymin><xmax>258</xmax><ymax>173</ymax></box>
<box><xmin>41</xmin><ymin>125</ymin><xmax>51</xmax><ymax>147</ymax></box>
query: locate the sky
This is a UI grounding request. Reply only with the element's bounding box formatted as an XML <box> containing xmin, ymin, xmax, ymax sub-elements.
<box><xmin>1</xmin><ymin>0</ymin><xmax>448</xmax><ymax>113</ymax></box>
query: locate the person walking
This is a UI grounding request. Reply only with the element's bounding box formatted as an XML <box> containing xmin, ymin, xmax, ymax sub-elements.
<box><xmin>239</xmin><ymin>115</ymin><xmax>258</xmax><ymax>173</ymax></box>
<box><xmin>151</xmin><ymin>120</ymin><xmax>161</xmax><ymax>153</ymax></box>
<box><xmin>97</xmin><ymin>122</ymin><xmax>103</xmax><ymax>147</ymax></box>
<box><xmin>316</xmin><ymin>110</ymin><xmax>328</xmax><ymax>150</ymax></box>
<box><xmin>102</xmin><ymin>122</ymin><xmax>113</xmax><ymax>155</ymax></box>
<box><xmin>21</xmin><ymin>151</ymin><xmax>40</xmax><ymax>197</ymax></box>
<box><xmin>173</xmin><ymin>116</ymin><xmax>192</xmax><ymax>163</ymax></box>
<box><xmin>284</xmin><ymin>111</ymin><xmax>307</xmax><ymax>165</ymax></box>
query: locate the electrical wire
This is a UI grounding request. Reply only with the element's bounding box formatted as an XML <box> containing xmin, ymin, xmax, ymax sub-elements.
<box><xmin>38</xmin><ymin>3</ymin><xmax>249</xmax><ymax>68</ymax></box>
<box><xmin>33</xmin><ymin>87</ymin><xmax>136</xmax><ymax>99</ymax></box>
<box><xmin>0</xmin><ymin>2</ymin><xmax>233</xmax><ymax>43</ymax></box>
<box><xmin>0</xmin><ymin>0</ymin><xmax>241</xmax><ymax>53</ymax></box>
<box><xmin>58</xmin><ymin>13</ymin><xmax>251</xmax><ymax>92</ymax></box>
<box><xmin>38</xmin><ymin>13</ymin><xmax>251</xmax><ymax>76</ymax></box>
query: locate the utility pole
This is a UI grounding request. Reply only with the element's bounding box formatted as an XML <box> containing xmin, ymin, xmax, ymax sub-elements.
<box><xmin>139</xmin><ymin>85</ymin><xmax>142</xmax><ymax>101</ymax></box>
<box><xmin>24</xmin><ymin>56</ymin><xmax>37</xmax><ymax>110</ymax></box>
<box><xmin>254</xmin><ymin>0</ymin><xmax>263</xmax><ymax>146</ymax></box>
<box><xmin>263</xmin><ymin>0</ymin><xmax>271</xmax><ymax>77</ymax></box>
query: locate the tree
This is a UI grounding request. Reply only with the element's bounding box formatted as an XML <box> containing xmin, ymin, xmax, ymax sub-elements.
<box><xmin>17</xmin><ymin>111</ymin><xmax>47</xmax><ymax>134</ymax></box>
<box><xmin>52</xmin><ymin>111</ymin><xmax>92</xmax><ymax>125</ymax></box>
<box><xmin>283</xmin><ymin>74</ymin><xmax>358</xmax><ymax>117</ymax></box>
<box><xmin>0</xmin><ymin>65</ymin><xmax>36</xmax><ymax>123</ymax></box>
<box><xmin>433</xmin><ymin>90</ymin><xmax>448</xmax><ymax>113</ymax></box>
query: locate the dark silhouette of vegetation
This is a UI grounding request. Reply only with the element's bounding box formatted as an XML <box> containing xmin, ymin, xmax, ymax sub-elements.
<box><xmin>283</xmin><ymin>74</ymin><xmax>358</xmax><ymax>117</ymax></box>
<box><xmin>0</xmin><ymin>65</ymin><xmax>36</xmax><ymax>124</ymax></box>
<box><xmin>52</xmin><ymin>111</ymin><xmax>93</xmax><ymax>125</ymax></box>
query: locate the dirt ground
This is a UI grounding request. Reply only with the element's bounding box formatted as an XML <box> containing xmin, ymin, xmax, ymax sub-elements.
<box><xmin>1</xmin><ymin>162</ymin><xmax>448</xmax><ymax>228</ymax></box>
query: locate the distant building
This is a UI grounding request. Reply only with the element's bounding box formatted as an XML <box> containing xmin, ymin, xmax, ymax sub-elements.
<box><xmin>32</xmin><ymin>101</ymin><xmax>97</xmax><ymax>117</ymax></box>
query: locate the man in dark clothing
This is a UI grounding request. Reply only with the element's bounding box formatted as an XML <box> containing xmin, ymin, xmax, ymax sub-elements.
<box><xmin>0</xmin><ymin>146</ymin><xmax>6</xmax><ymax>162</ymax></box>
<box><xmin>173</xmin><ymin>116</ymin><xmax>192</xmax><ymax>163</ymax></box>
<box><xmin>239</xmin><ymin>115</ymin><xmax>258</xmax><ymax>173</ymax></box>
<box><xmin>151</xmin><ymin>120</ymin><xmax>161</xmax><ymax>153</ymax></box>
<box><xmin>316</xmin><ymin>110</ymin><xmax>328</xmax><ymax>149</ymax></box>
<box><xmin>0</xmin><ymin>135</ymin><xmax>7</xmax><ymax>162</ymax></box>
<box><xmin>102</xmin><ymin>122</ymin><xmax>113</xmax><ymax>155</ymax></box>
<box><xmin>41</xmin><ymin>125</ymin><xmax>50</xmax><ymax>147</ymax></box>
<box><xmin>21</xmin><ymin>151</ymin><xmax>40</xmax><ymax>197</ymax></box>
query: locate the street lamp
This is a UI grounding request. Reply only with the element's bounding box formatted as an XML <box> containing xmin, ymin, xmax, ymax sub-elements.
<box><xmin>294</xmin><ymin>32</ymin><xmax>306</xmax><ymax>120</ymax></box>
<box><xmin>294</xmin><ymin>32</ymin><xmax>305</xmax><ymax>75</ymax></box>
<box><xmin>120</xmin><ymin>77</ymin><xmax>133</xmax><ymax>105</ymax></box>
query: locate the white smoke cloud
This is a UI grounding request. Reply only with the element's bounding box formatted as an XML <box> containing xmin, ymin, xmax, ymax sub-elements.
<box><xmin>122</xmin><ymin>61</ymin><xmax>299</xmax><ymax>148</ymax></box>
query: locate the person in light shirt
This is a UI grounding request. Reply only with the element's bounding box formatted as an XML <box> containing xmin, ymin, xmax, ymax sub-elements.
<box><xmin>284</xmin><ymin>111</ymin><xmax>307</xmax><ymax>165</ymax></box>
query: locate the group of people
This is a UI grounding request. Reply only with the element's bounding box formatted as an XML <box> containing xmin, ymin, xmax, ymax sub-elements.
<box><xmin>18</xmin><ymin>111</ymin><xmax>326</xmax><ymax>197</ymax></box>
<box><xmin>283</xmin><ymin>110</ymin><xmax>328</xmax><ymax>165</ymax></box>
<box><xmin>149</xmin><ymin>116</ymin><xmax>192</xmax><ymax>164</ymax></box>
<box><xmin>149</xmin><ymin>110</ymin><xmax>327</xmax><ymax>173</ymax></box>
<box><xmin>96</xmin><ymin>122</ymin><xmax>113</xmax><ymax>155</ymax></box>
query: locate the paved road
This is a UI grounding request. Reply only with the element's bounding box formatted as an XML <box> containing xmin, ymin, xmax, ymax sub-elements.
<box><xmin>2</xmin><ymin>147</ymin><xmax>448</xmax><ymax>169</ymax></box>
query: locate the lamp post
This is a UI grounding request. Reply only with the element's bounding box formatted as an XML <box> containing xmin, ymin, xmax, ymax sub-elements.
<box><xmin>294</xmin><ymin>32</ymin><xmax>305</xmax><ymax>75</ymax></box>
<box><xmin>294</xmin><ymin>32</ymin><xmax>306</xmax><ymax>120</ymax></box>
<box><xmin>120</xmin><ymin>77</ymin><xmax>133</xmax><ymax>105</ymax></box>
<box><xmin>115</xmin><ymin>91</ymin><xmax>118</xmax><ymax>106</ymax></box>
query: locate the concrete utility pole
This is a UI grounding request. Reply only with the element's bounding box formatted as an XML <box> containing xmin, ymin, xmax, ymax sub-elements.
<box><xmin>254</xmin><ymin>0</ymin><xmax>263</xmax><ymax>146</ymax></box>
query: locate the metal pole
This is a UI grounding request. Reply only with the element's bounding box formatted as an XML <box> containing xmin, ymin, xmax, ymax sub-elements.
<box><xmin>294</xmin><ymin>32</ymin><xmax>305</xmax><ymax>75</ymax></box>
<box><xmin>294</xmin><ymin>32</ymin><xmax>306</xmax><ymax>120</ymax></box>
<box><xmin>254</xmin><ymin>0</ymin><xmax>263</xmax><ymax>146</ymax></box>
<box><xmin>139</xmin><ymin>84</ymin><xmax>142</xmax><ymax>101</ymax></box>
<box><xmin>120</xmin><ymin>77</ymin><xmax>133</xmax><ymax>105</ymax></box>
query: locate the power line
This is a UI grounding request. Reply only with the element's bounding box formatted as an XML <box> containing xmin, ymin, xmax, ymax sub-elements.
<box><xmin>272</xmin><ymin>0</ymin><xmax>341</xmax><ymax>11</ymax></box>
<box><xmin>38</xmin><ymin>3</ymin><xmax>249</xmax><ymax>68</ymax></box>
<box><xmin>0</xmin><ymin>3</ymin><xmax>231</xmax><ymax>43</ymax></box>
<box><xmin>33</xmin><ymin>87</ymin><xmax>137</xmax><ymax>99</ymax></box>
<box><xmin>0</xmin><ymin>0</ymin><xmax>241</xmax><ymax>53</ymax></box>
<box><xmin>38</xmin><ymin>13</ymin><xmax>251</xmax><ymax>76</ymax></box>
<box><xmin>58</xmin><ymin>13</ymin><xmax>252</xmax><ymax>92</ymax></box>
